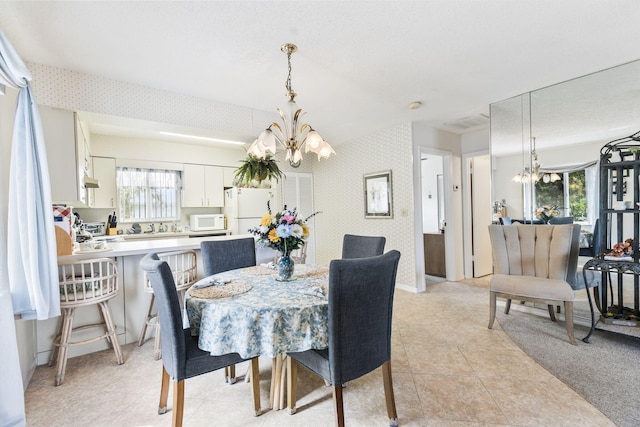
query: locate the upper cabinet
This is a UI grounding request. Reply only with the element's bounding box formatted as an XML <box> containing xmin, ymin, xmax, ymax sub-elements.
<box><xmin>182</xmin><ymin>164</ymin><xmax>224</xmax><ymax>207</ymax></box>
<box><xmin>92</xmin><ymin>157</ymin><xmax>117</xmax><ymax>208</ymax></box>
<box><xmin>40</xmin><ymin>106</ymin><xmax>91</xmax><ymax>206</ymax></box>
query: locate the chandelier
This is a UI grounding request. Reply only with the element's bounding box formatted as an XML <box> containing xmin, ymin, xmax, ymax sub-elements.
<box><xmin>247</xmin><ymin>43</ymin><xmax>335</xmax><ymax>168</ymax></box>
<box><xmin>512</xmin><ymin>137</ymin><xmax>561</xmax><ymax>183</ymax></box>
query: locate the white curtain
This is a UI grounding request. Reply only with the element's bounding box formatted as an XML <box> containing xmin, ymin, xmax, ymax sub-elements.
<box><xmin>1</xmin><ymin>28</ymin><xmax>58</xmax><ymax>320</ymax></box>
<box><xmin>1</xmin><ymin>27</ymin><xmax>58</xmax><ymax>426</ymax></box>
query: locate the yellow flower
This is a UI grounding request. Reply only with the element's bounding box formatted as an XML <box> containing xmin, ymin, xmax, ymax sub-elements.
<box><xmin>268</xmin><ymin>228</ymin><xmax>280</xmax><ymax>243</ymax></box>
<box><xmin>301</xmin><ymin>224</ymin><xmax>310</xmax><ymax>237</ymax></box>
<box><xmin>260</xmin><ymin>214</ymin><xmax>274</xmax><ymax>226</ymax></box>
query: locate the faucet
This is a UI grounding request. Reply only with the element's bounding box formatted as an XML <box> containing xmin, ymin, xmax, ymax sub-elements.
<box><xmin>147</xmin><ymin>223</ymin><xmax>155</xmax><ymax>233</ymax></box>
<box><xmin>158</xmin><ymin>222</ymin><xmax>166</xmax><ymax>233</ymax></box>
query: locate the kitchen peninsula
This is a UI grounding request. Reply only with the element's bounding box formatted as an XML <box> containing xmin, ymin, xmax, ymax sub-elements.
<box><xmin>39</xmin><ymin>234</ymin><xmax>273</xmax><ymax>365</ymax></box>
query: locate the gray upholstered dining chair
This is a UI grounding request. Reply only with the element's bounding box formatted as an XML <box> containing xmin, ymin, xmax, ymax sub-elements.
<box><xmin>201</xmin><ymin>237</ymin><xmax>257</xmax><ymax>276</ymax></box>
<box><xmin>286</xmin><ymin>250</ymin><xmax>402</xmax><ymax>427</ymax></box>
<box><xmin>487</xmin><ymin>224</ymin><xmax>581</xmax><ymax>345</ymax></box>
<box><xmin>140</xmin><ymin>253</ymin><xmax>261</xmax><ymax>427</ymax></box>
<box><xmin>341</xmin><ymin>234</ymin><xmax>386</xmax><ymax>259</ymax></box>
<box><xmin>200</xmin><ymin>237</ymin><xmax>257</xmax><ymax>382</ymax></box>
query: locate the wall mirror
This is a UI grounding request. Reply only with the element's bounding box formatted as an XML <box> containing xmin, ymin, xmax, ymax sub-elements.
<box><xmin>490</xmin><ymin>59</ymin><xmax>640</xmax><ymax>224</ymax></box>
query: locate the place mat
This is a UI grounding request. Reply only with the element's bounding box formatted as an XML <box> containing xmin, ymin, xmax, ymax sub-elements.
<box><xmin>305</xmin><ymin>268</ymin><xmax>329</xmax><ymax>277</ymax></box>
<box><xmin>189</xmin><ymin>281</ymin><xmax>252</xmax><ymax>299</ymax></box>
<box><xmin>242</xmin><ymin>266</ymin><xmax>277</xmax><ymax>276</ymax></box>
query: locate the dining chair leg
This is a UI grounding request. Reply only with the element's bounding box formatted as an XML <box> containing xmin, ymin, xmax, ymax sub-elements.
<box><xmin>224</xmin><ymin>365</ymin><xmax>237</xmax><ymax>384</ymax></box>
<box><xmin>488</xmin><ymin>291</ymin><xmax>497</xmax><ymax>329</ymax></box>
<box><xmin>286</xmin><ymin>356</ymin><xmax>298</xmax><ymax>415</ymax></box>
<box><xmin>332</xmin><ymin>384</ymin><xmax>345</xmax><ymax>427</ymax></box>
<box><xmin>547</xmin><ymin>304</ymin><xmax>557</xmax><ymax>322</ymax></box>
<box><xmin>564</xmin><ymin>301</ymin><xmax>576</xmax><ymax>345</ymax></box>
<box><xmin>382</xmin><ymin>360</ymin><xmax>398</xmax><ymax>427</ymax></box>
<box><xmin>504</xmin><ymin>298</ymin><xmax>512</xmax><ymax>314</ymax></box>
<box><xmin>250</xmin><ymin>358</ymin><xmax>261</xmax><ymax>416</ymax></box>
<box><xmin>158</xmin><ymin>366</ymin><xmax>170</xmax><ymax>415</ymax></box>
<box><xmin>172</xmin><ymin>379</ymin><xmax>185</xmax><ymax>427</ymax></box>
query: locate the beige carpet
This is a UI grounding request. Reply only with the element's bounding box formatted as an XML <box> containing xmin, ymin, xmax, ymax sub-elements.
<box><xmin>496</xmin><ymin>298</ymin><xmax>640</xmax><ymax>427</ymax></box>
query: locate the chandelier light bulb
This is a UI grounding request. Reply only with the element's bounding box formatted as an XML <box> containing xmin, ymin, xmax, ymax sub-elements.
<box><xmin>305</xmin><ymin>130</ymin><xmax>323</xmax><ymax>150</ymax></box>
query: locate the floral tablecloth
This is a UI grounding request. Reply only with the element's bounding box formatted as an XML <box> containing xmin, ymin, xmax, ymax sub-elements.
<box><xmin>186</xmin><ymin>264</ymin><xmax>329</xmax><ymax>359</ymax></box>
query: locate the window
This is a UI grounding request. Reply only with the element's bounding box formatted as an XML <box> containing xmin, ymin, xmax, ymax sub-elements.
<box><xmin>116</xmin><ymin>167</ymin><xmax>181</xmax><ymax>222</ymax></box>
<box><xmin>534</xmin><ymin>170</ymin><xmax>588</xmax><ymax>222</ymax></box>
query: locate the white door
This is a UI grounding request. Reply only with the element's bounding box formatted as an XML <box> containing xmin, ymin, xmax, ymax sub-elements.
<box><xmin>471</xmin><ymin>155</ymin><xmax>493</xmax><ymax>277</ymax></box>
<box><xmin>282</xmin><ymin>173</ymin><xmax>316</xmax><ymax>264</ymax></box>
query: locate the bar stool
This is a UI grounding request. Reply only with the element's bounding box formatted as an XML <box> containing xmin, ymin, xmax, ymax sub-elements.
<box><xmin>49</xmin><ymin>258</ymin><xmax>124</xmax><ymax>386</ymax></box>
<box><xmin>138</xmin><ymin>249</ymin><xmax>197</xmax><ymax>360</ymax></box>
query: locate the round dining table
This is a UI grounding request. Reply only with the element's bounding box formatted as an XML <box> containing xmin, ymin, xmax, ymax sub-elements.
<box><xmin>185</xmin><ymin>263</ymin><xmax>330</xmax><ymax>410</ymax></box>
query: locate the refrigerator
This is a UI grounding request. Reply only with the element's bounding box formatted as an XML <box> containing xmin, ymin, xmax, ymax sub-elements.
<box><xmin>224</xmin><ymin>188</ymin><xmax>274</xmax><ymax>236</ymax></box>
<box><xmin>224</xmin><ymin>188</ymin><xmax>276</xmax><ymax>264</ymax></box>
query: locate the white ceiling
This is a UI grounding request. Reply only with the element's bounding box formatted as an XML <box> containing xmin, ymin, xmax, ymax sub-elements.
<box><xmin>2</xmin><ymin>1</ymin><xmax>640</xmax><ymax>146</ymax></box>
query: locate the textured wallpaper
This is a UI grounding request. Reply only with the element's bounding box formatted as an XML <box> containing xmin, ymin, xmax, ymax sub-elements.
<box><xmin>26</xmin><ymin>62</ymin><xmax>275</xmax><ymax>138</ymax></box>
<box><xmin>311</xmin><ymin>123</ymin><xmax>416</xmax><ymax>288</ymax></box>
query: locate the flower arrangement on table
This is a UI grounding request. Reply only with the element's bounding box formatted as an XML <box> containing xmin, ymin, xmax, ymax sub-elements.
<box><xmin>606</xmin><ymin>238</ymin><xmax>634</xmax><ymax>258</ymax></box>
<box><xmin>535</xmin><ymin>205</ymin><xmax>559</xmax><ymax>223</ymax></box>
<box><xmin>248</xmin><ymin>202</ymin><xmax>319</xmax><ymax>279</ymax></box>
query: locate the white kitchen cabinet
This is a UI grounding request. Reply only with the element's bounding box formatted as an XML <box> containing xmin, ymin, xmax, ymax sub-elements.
<box><xmin>92</xmin><ymin>157</ymin><xmax>117</xmax><ymax>208</ymax></box>
<box><xmin>182</xmin><ymin>163</ymin><xmax>224</xmax><ymax>207</ymax></box>
<box><xmin>40</xmin><ymin>106</ymin><xmax>90</xmax><ymax>206</ymax></box>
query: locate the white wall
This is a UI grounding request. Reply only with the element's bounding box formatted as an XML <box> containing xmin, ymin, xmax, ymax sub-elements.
<box><xmin>311</xmin><ymin>123</ymin><xmax>417</xmax><ymax>289</ymax></box>
<box><xmin>462</xmin><ymin>127</ymin><xmax>490</xmax><ymax>154</ymax></box>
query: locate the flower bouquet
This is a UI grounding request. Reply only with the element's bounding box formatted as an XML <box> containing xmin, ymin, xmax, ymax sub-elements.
<box><xmin>535</xmin><ymin>205</ymin><xmax>559</xmax><ymax>223</ymax></box>
<box><xmin>248</xmin><ymin>202</ymin><xmax>318</xmax><ymax>280</ymax></box>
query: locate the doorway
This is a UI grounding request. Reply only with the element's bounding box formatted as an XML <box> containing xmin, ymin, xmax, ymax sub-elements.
<box><xmin>462</xmin><ymin>151</ymin><xmax>493</xmax><ymax>278</ymax></box>
<box><xmin>421</xmin><ymin>154</ymin><xmax>447</xmax><ymax>278</ymax></box>
<box><xmin>281</xmin><ymin>172</ymin><xmax>316</xmax><ymax>264</ymax></box>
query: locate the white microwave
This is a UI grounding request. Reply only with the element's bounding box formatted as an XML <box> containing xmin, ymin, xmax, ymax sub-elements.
<box><xmin>190</xmin><ymin>214</ymin><xmax>225</xmax><ymax>231</ymax></box>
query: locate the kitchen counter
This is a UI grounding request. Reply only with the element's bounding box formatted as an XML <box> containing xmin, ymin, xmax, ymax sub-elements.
<box><xmin>93</xmin><ymin>229</ymin><xmax>231</xmax><ymax>242</ymax></box>
<box><xmin>59</xmin><ymin>233</ymin><xmax>241</xmax><ymax>262</ymax></box>
<box><xmin>41</xmin><ymin>233</ymin><xmax>275</xmax><ymax>365</ymax></box>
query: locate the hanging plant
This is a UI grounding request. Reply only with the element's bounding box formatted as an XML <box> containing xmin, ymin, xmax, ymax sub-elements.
<box><xmin>234</xmin><ymin>154</ymin><xmax>284</xmax><ymax>188</ymax></box>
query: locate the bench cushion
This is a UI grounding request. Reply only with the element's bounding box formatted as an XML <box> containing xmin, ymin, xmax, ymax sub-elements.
<box><xmin>491</xmin><ymin>274</ymin><xmax>575</xmax><ymax>301</ymax></box>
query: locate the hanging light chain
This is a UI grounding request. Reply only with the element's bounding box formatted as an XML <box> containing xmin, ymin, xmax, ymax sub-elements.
<box><xmin>281</xmin><ymin>43</ymin><xmax>297</xmax><ymax>101</ymax></box>
<box><xmin>285</xmin><ymin>48</ymin><xmax>293</xmax><ymax>96</ymax></box>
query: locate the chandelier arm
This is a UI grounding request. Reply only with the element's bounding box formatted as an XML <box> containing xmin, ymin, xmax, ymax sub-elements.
<box><xmin>269</xmin><ymin>122</ymin><xmax>287</xmax><ymax>149</ymax></box>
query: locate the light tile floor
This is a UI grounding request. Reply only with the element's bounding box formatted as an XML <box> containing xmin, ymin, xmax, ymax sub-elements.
<box><xmin>25</xmin><ymin>278</ymin><xmax>614</xmax><ymax>426</ymax></box>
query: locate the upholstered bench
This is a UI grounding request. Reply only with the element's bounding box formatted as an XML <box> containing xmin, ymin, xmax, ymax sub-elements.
<box><xmin>488</xmin><ymin>224</ymin><xmax>581</xmax><ymax>345</ymax></box>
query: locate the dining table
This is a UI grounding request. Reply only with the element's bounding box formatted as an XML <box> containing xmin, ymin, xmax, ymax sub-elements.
<box><xmin>185</xmin><ymin>263</ymin><xmax>330</xmax><ymax>410</ymax></box>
